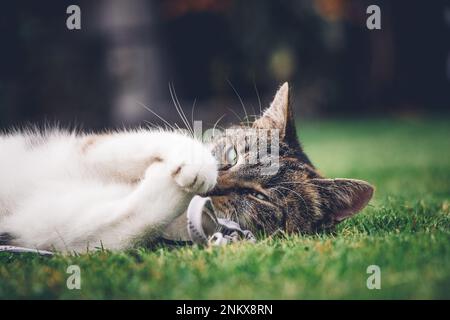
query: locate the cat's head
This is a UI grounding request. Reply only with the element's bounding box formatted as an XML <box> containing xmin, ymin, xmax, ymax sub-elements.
<box><xmin>206</xmin><ymin>83</ymin><xmax>374</xmax><ymax>235</ymax></box>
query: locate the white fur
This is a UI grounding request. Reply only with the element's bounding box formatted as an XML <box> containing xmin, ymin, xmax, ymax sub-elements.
<box><xmin>0</xmin><ymin>128</ymin><xmax>217</xmax><ymax>252</ymax></box>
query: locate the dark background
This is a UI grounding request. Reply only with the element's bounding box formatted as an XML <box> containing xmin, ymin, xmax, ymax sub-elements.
<box><xmin>0</xmin><ymin>0</ymin><xmax>448</xmax><ymax>130</ymax></box>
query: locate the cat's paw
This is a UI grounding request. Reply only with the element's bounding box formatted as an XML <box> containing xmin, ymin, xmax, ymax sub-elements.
<box><xmin>168</xmin><ymin>138</ymin><xmax>218</xmax><ymax>195</ymax></box>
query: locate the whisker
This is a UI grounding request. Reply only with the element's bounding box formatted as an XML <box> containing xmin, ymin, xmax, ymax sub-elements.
<box><xmin>276</xmin><ymin>186</ymin><xmax>310</xmax><ymax>216</ymax></box>
<box><xmin>206</xmin><ymin>123</ymin><xmax>226</xmax><ymax>131</ymax></box>
<box><xmin>272</xmin><ymin>188</ymin><xmax>290</xmax><ymax>229</ymax></box>
<box><xmin>253</xmin><ymin>80</ymin><xmax>263</xmax><ymax>115</ymax></box>
<box><xmin>282</xmin><ymin>181</ymin><xmax>334</xmax><ymax>193</ymax></box>
<box><xmin>143</xmin><ymin>120</ymin><xmax>159</xmax><ymax>129</ymax></box>
<box><xmin>191</xmin><ymin>98</ymin><xmax>197</xmax><ymax>130</ymax></box>
<box><xmin>227</xmin><ymin>107</ymin><xmax>244</xmax><ymax>124</ymax></box>
<box><xmin>227</xmin><ymin>79</ymin><xmax>250</xmax><ymax>127</ymax></box>
<box><xmin>243</xmin><ymin>114</ymin><xmax>259</xmax><ymax>122</ymax></box>
<box><xmin>212</xmin><ymin>114</ymin><xmax>226</xmax><ymax>138</ymax></box>
<box><xmin>273</xmin><ymin>188</ymin><xmax>289</xmax><ymax>207</ymax></box>
<box><xmin>173</xmin><ymin>84</ymin><xmax>194</xmax><ymax>134</ymax></box>
<box><xmin>136</xmin><ymin>101</ymin><xmax>176</xmax><ymax>131</ymax></box>
<box><xmin>169</xmin><ymin>83</ymin><xmax>194</xmax><ymax>136</ymax></box>
<box><xmin>232</xmin><ymin>205</ymin><xmax>240</xmax><ymax>226</ymax></box>
<box><xmin>173</xmin><ymin>122</ymin><xmax>183</xmax><ymax>131</ymax></box>
<box><xmin>307</xmin><ymin>183</ymin><xmax>336</xmax><ymax>193</ymax></box>
<box><xmin>169</xmin><ymin>83</ymin><xmax>191</xmax><ymax>134</ymax></box>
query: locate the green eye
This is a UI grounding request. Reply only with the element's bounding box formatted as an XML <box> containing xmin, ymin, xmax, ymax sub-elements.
<box><xmin>252</xmin><ymin>192</ymin><xmax>268</xmax><ymax>201</ymax></box>
<box><xmin>226</xmin><ymin>146</ymin><xmax>238</xmax><ymax>166</ymax></box>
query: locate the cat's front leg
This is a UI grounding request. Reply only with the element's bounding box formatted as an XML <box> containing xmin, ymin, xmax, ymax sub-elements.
<box><xmin>136</xmin><ymin>134</ymin><xmax>218</xmax><ymax>212</ymax></box>
<box><xmin>162</xmin><ymin>135</ymin><xmax>218</xmax><ymax>194</ymax></box>
<box><xmin>81</xmin><ymin>130</ymin><xmax>216</xmax><ymax>186</ymax></box>
<box><xmin>113</xmin><ymin>141</ymin><xmax>218</xmax><ymax>246</ymax></box>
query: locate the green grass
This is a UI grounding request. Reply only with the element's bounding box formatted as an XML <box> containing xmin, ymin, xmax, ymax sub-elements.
<box><xmin>1</xmin><ymin>118</ymin><xmax>449</xmax><ymax>299</ymax></box>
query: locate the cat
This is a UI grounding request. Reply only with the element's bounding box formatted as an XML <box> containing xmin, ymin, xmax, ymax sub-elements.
<box><xmin>0</xmin><ymin>128</ymin><xmax>218</xmax><ymax>252</ymax></box>
<box><xmin>203</xmin><ymin>83</ymin><xmax>374</xmax><ymax>235</ymax></box>
<box><xmin>0</xmin><ymin>83</ymin><xmax>374</xmax><ymax>252</ymax></box>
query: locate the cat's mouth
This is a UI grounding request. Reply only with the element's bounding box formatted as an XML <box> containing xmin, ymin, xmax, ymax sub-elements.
<box><xmin>162</xmin><ymin>195</ymin><xmax>255</xmax><ymax>245</ymax></box>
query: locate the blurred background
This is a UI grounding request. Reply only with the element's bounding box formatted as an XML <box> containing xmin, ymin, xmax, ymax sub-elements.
<box><xmin>0</xmin><ymin>0</ymin><xmax>448</xmax><ymax>130</ymax></box>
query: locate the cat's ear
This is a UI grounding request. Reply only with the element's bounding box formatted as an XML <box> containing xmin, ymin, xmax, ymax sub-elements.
<box><xmin>253</xmin><ymin>82</ymin><xmax>298</xmax><ymax>146</ymax></box>
<box><xmin>311</xmin><ymin>178</ymin><xmax>374</xmax><ymax>222</ymax></box>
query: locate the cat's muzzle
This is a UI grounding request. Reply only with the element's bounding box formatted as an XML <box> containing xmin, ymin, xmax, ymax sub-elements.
<box><xmin>163</xmin><ymin>196</ymin><xmax>256</xmax><ymax>246</ymax></box>
<box><xmin>187</xmin><ymin>196</ymin><xmax>256</xmax><ymax>245</ymax></box>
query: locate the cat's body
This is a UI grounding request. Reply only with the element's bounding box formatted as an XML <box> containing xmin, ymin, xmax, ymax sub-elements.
<box><xmin>0</xmin><ymin>83</ymin><xmax>374</xmax><ymax>253</ymax></box>
<box><xmin>0</xmin><ymin>129</ymin><xmax>217</xmax><ymax>251</ymax></box>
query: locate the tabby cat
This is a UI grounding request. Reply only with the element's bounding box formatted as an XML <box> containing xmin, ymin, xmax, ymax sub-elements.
<box><xmin>0</xmin><ymin>83</ymin><xmax>373</xmax><ymax>252</ymax></box>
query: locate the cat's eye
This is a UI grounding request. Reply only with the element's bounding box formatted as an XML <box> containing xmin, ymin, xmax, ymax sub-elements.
<box><xmin>251</xmin><ymin>192</ymin><xmax>269</xmax><ymax>202</ymax></box>
<box><xmin>225</xmin><ymin>146</ymin><xmax>238</xmax><ymax>166</ymax></box>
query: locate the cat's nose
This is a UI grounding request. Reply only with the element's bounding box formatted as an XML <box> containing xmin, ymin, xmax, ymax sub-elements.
<box><xmin>199</xmin><ymin>185</ymin><xmax>223</xmax><ymax>197</ymax></box>
<box><xmin>200</xmin><ymin>173</ymin><xmax>236</xmax><ymax>197</ymax></box>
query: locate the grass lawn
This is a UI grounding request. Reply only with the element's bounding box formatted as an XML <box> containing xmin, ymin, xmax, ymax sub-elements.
<box><xmin>0</xmin><ymin>118</ymin><xmax>449</xmax><ymax>299</ymax></box>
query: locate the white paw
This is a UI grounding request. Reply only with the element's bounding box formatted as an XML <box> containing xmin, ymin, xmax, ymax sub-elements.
<box><xmin>168</xmin><ymin>137</ymin><xmax>218</xmax><ymax>194</ymax></box>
